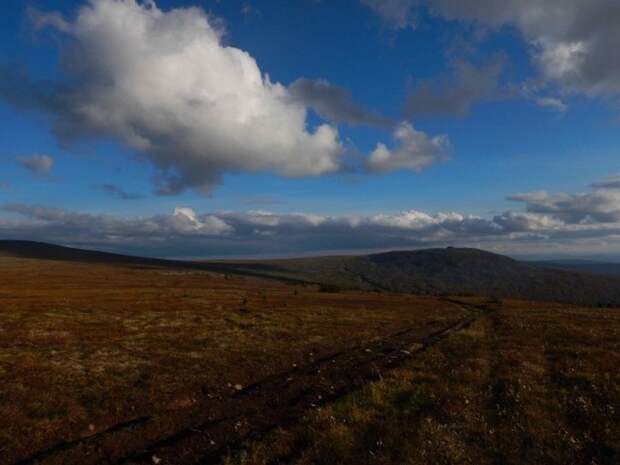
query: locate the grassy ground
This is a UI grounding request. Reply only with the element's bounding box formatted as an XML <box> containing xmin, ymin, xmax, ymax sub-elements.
<box><xmin>221</xmin><ymin>300</ymin><xmax>620</xmax><ymax>465</ymax></box>
<box><xmin>0</xmin><ymin>256</ymin><xmax>469</xmax><ymax>464</ymax></box>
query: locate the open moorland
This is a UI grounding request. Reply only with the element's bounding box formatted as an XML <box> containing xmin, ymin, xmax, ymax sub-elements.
<box><xmin>0</xmin><ymin>243</ymin><xmax>618</xmax><ymax>465</ymax></box>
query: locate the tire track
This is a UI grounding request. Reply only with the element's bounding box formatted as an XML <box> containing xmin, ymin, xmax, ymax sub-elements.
<box><xmin>14</xmin><ymin>303</ymin><xmax>486</xmax><ymax>465</ymax></box>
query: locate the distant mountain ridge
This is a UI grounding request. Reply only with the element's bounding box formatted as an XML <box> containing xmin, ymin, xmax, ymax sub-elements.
<box><xmin>1</xmin><ymin>240</ymin><xmax>620</xmax><ymax>307</ymax></box>
<box><xmin>528</xmin><ymin>259</ymin><xmax>620</xmax><ymax>276</ymax></box>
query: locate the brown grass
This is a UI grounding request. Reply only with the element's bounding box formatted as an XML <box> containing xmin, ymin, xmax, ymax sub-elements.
<box><xmin>221</xmin><ymin>300</ymin><xmax>620</xmax><ymax>465</ymax></box>
<box><xmin>0</xmin><ymin>256</ymin><xmax>469</xmax><ymax>464</ymax></box>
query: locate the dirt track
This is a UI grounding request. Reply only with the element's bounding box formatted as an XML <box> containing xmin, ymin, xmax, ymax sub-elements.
<box><xmin>14</xmin><ymin>303</ymin><xmax>485</xmax><ymax>465</ymax></box>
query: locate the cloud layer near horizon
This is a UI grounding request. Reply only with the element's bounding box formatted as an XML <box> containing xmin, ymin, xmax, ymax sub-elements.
<box><xmin>3</xmin><ymin>177</ymin><xmax>620</xmax><ymax>257</ymax></box>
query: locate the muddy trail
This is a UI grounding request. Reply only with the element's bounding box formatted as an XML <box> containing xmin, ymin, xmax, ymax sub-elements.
<box><xmin>14</xmin><ymin>302</ymin><xmax>487</xmax><ymax>465</ymax></box>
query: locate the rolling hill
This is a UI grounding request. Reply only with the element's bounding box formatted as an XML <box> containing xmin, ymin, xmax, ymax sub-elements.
<box><xmin>2</xmin><ymin>240</ymin><xmax>620</xmax><ymax>306</ymax></box>
<box><xmin>215</xmin><ymin>247</ymin><xmax>620</xmax><ymax>306</ymax></box>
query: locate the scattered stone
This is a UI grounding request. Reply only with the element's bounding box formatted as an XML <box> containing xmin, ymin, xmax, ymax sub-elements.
<box><xmin>152</xmin><ymin>455</ymin><xmax>162</xmax><ymax>464</ymax></box>
<box><xmin>234</xmin><ymin>384</ymin><xmax>243</xmax><ymax>391</ymax></box>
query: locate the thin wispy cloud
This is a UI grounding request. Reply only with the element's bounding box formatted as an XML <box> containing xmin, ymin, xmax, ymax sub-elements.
<box><xmin>404</xmin><ymin>57</ymin><xmax>505</xmax><ymax>118</ymax></box>
<box><xmin>289</xmin><ymin>78</ymin><xmax>393</xmax><ymax>127</ymax></box>
<box><xmin>97</xmin><ymin>184</ymin><xmax>145</xmax><ymax>200</ymax></box>
<box><xmin>535</xmin><ymin>97</ymin><xmax>567</xmax><ymax>113</ymax></box>
<box><xmin>361</xmin><ymin>0</ymin><xmax>415</xmax><ymax>29</ymax></box>
<box><xmin>17</xmin><ymin>155</ymin><xmax>54</xmax><ymax>176</ymax></box>
<box><xmin>240</xmin><ymin>2</ymin><xmax>261</xmax><ymax>21</ymax></box>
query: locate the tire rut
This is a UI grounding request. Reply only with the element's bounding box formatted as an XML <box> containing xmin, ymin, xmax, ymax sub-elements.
<box><xmin>14</xmin><ymin>303</ymin><xmax>485</xmax><ymax>465</ymax></box>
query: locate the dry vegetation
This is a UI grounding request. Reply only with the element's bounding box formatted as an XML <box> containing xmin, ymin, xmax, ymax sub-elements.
<box><xmin>222</xmin><ymin>299</ymin><xmax>620</xmax><ymax>465</ymax></box>
<box><xmin>0</xmin><ymin>255</ymin><xmax>470</xmax><ymax>465</ymax></box>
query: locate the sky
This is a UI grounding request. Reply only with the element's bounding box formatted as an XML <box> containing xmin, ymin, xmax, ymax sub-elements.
<box><xmin>1</xmin><ymin>0</ymin><xmax>620</xmax><ymax>259</ymax></box>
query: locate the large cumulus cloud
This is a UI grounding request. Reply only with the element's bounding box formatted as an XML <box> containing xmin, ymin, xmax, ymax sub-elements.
<box><xmin>8</xmin><ymin>0</ymin><xmax>344</xmax><ymax>194</ymax></box>
<box><xmin>0</xmin><ymin>0</ymin><xmax>451</xmax><ymax>194</ymax></box>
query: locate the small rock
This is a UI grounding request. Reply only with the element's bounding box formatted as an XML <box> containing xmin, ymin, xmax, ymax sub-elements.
<box><xmin>234</xmin><ymin>384</ymin><xmax>243</xmax><ymax>391</ymax></box>
<box><xmin>152</xmin><ymin>455</ymin><xmax>162</xmax><ymax>464</ymax></box>
<box><xmin>88</xmin><ymin>424</ymin><xmax>95</xmax><ymax>432</ymax></box>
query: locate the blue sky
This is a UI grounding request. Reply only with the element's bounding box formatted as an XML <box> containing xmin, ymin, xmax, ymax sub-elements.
<box><xmin>1</xmin><ymin>0</ymin><xmax>620</xmax><ymax>258</ymax></box>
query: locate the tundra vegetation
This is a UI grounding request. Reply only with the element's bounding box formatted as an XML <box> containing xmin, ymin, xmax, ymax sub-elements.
<box><xmin>0</xmin><ymin>247</ymin><xmax>617</xmax><ymax>465</ymax></box>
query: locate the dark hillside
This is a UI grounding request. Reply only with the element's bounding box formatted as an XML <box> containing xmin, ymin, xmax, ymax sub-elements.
<box><xmin>343</xmin><ymin>248</ymin><xmax>620</xmax><ymax>305</ymax></box>
<box><xmin>3</xmin><ymin>241</ymin><xmax>620</xmax><ymax>306</ymax></box>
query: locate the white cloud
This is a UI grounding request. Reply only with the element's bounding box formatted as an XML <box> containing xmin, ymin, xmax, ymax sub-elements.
<box><xmin>168</xmin><ymin>207</ymin><xmax>233</xmax><ymax>235</ymax></box>
<box><xmin>509</xmin><ymin>181</ymin><xmax>620</xmax><ymax>224</ymax></box>
<box><xmin>424</xmin><ymin>0</ymin><xmax>620</xmax><ymax>98</ymax></box>
<box><xmin>360</xmin><ymin>0</ymin><xmax>415</xmax><ymax>29</ymax></box>
<box><xmin>366</xmin><ymin>122</ymin><xmax>449</xmax><ymax>173</ymax></box>
<box><xmin>362</xmin><ymin>1</ymin><xmax>620</xmax><ymax>100</ymax></box>
<box><xmin>19</xmin><ymin>0</ymin><xmax>343</xmax><ymax>194</ymax></box>
<box><xmin>5</xmin><ymin>188</ymin><xmax>620</xmax><ymax>257</ymax></box>
<box><xmin>535</xmin><ymin>97</ymin><xmax>567</xmax><ymax>113</ymax></box>
<box><xmin>591</xmin><ymin>175</ymin><xmax>620</xmax><ymax>190</ymax></box>
<box><xmin>2</xmin><ymin>203</ymin><xmax>232</xmax><ymax>240</ymax></box>
<box><xmin>17</xmin><ymin>154</ymin><xmax>55</xmax><ymax>176</ymax></box>
<box><xmin>493</xmin><ymin>211</ymin><xmax>564</xmax><ymax>232</ymax></box>
<box><xmin>0</xmin><ymin>1</ymin><xmax>452</xmax><ymax>192</ymax></box>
